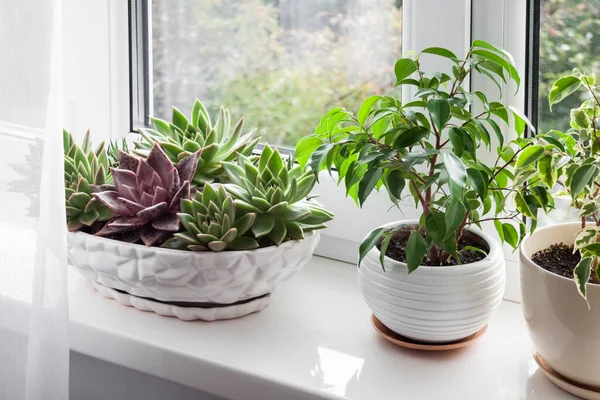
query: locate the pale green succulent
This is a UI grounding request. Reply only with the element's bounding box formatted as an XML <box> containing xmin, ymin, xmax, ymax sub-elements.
<box><xmin>222</xmin><ymin>145</ymin><xmax>334</xmax><ymax>246</ymax></box>
<box><xmin>63</xmin><ymin>129</ymin><xmax>113</xmax><ymax>232</ymax></box>
<box><xmin>134</xmin><ymin>99</ymin><xmax>260</xmax><ymax>186</ymax></box>
<box><xmin>166</xmin><ymin>183</ymin><xmax>259</xmax><ymax>251</ymax></box>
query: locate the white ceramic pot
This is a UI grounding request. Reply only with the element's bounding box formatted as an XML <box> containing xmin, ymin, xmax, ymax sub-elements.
<box><xmin>68</xmin><ymin>231</ymin><xmax>319</xmax><ymax>318</ymax></box>
<box><xmin>520</xmin><ymin>222</ymin><xmax>600</xmax><ymax>388</ymax></box>
<box><xmin>358</xmin><ymin>220</ymin><xmax>505</xmax><ymax>343</ymax></box>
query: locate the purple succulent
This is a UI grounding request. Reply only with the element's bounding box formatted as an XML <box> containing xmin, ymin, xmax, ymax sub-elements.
<box><xmin>92</xmin><ymin>143</ymin><xmax>200</xmax><ymax>246</ymax></box>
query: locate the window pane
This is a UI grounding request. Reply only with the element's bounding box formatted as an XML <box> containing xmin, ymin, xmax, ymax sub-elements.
<box><xmin>538</xmin><ymin>0</ymin><xmax>600</xmax><ymax>133</ymax></box>
<box><xmin>151</xmin><ymin>0</ymin><xmax>402</xmax><ymax>147</ymax></box>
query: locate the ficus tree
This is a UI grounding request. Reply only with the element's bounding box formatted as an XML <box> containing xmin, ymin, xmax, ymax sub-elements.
<box><xmin>540</xmin><ymin>69</ymin><xmax>600</xmax><ymax>301</ymax></box>
<box><xmin>296</xmin><ymin>40</ymin><xmax>552</xmax><ymax>272</ymax></box>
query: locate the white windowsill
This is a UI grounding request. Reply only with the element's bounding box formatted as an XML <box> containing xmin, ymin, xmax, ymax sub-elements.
<box><xmin>69</xmin><ymin>256</ymin><xmax>573</xmax><ymax>400</ymax></box>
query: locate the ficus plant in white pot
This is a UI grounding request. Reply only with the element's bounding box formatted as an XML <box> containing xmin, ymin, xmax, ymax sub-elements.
<box><xmin>520</xmin><ymin>69</ymin><xmax>600</xmax><ymax>393</ymax></box>
<box><xmin>297</xmin><ymin>41</ymin><xmax>551</xmax><ymax>344</ymax></box>
<box><xmin>64</xmin><ymin>100</ymin><xmax>333</xmax><ymax>321</ymax></box>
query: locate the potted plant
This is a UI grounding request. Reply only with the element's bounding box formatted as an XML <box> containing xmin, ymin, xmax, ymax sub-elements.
<box><xmin>520</xmin><ymin>70</ymin><xmax>600</xmax><ymax>392</ymax></box>
<box><xmin>66</xmin><ymin>100</ymin><xmax>333</xmax><ymax>321</ymax></box>
<box><xmin>297</xmin><ymin>41</ymin><xmax>550</xmax><ymax>343</ymax></box>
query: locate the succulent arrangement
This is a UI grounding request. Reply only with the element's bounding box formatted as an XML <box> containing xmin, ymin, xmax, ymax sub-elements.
<box><xmin>63</xmin><ymin>130</ymin><xmax>114</xmax><ymax>232</ymax></box>
<box><xmin>134</xmin><ymin>99</ymin><xmax>260</xmax><ymax>185</ymax></box>
<box><xmin>64</xmin><ymin>100</ymin><xmax>333</xmax><ymax>251</ymax></box>
<box><xmin>297</xmin><ymin>41</ymin><xmax>551</xmax><ymax>271</ymax></box>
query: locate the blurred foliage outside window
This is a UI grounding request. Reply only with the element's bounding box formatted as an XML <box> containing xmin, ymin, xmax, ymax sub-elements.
<box><xmin>151</xmin><ymin>0</ymin><xmax>403</xmax><ymax>147</ymax></box>
<box><xmin>539</xmin><ymin>0</ymin><xmax>600</xmax><ymax>133</ymax></box>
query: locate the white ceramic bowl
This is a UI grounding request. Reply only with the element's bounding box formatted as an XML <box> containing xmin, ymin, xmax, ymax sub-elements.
<box><xmin>68</xmin><ymin>231</ymin><xmax>319</xmax><ymax>305</ymax></box>
<box><xmin>520</xmin><ymin>222</ymin><xmax>600</xmax><ymax>388</ymax></box>
<box><xmin>358</xmin><ymin>220</ymin><xmax>505</xmax><ymax>343</ymax></box>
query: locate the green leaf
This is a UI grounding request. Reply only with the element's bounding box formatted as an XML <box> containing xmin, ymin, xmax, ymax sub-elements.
<box><xmin>310</xmin><ymin>143</ymin><xmax>333</xmax><ymax>178</ymax></box>
<box><xmin>549</xmin><ymin>76</ymin><xmax>582</xmax><ymax>110</ymax></box>
<box><xmin>443</xmin><ymin>152</ymin><xmax>467</xmax><ymax>188</ymax></box>
<box><xmin>467</xmin><ymin>168</ymin><xmax>488</xmax><ymax>199</ymax></box>
<box><xmin>425</xmin><ymin>210</ymin><xmax>446</xmax><ymax>245</ymax></box>
<box><xmin>570</xmin><ymin>164</ymin><xmax>598</xmax><ymax>199</ymax></box>
<box><xmin>427</xmin><ymin>98</ymin><xmax>451</xmax><ymax>132</ymax></box>
<box><xmin>502</xmin><ymin>223</ymin><xmax>518</xmax><ymax>248</ymax></box>
<box><xmin>472</xmin><ymin>40</ymin><xmax>516</xmax><ymax>64</ymax></box>
<box><xmin>295</xmin><ymin>137</ymin><xmax>322</xmax><ymax>169</ymax></box>
<box><xmin>444</xmin><ymin>201</ymin><xmax>466</xmax><ymax>240</ymax></box>
<box><xmin>406</xmin><ymin>231</ymin><xmax>426</xmax><ymax>273</ymax></box>
<box><xmin>386</xmin><ymin>170</ymin><xmax>405</xmax><ymax>200</ymax></box>
<box><xmin>172</xmin><ymin>107</ymin><xmax>189</xmax><ymax>132</ymax></box>
<box><xmin>471</xmin><ymin>49</ymin><xmax>520</xmax><ymax>88</ymax></box>
<box><xmin>359</xmin><ymin>227</ymin><xmax>386</xmax><ymax>267</ymax></box>
<box><xmin>508</xmin><ymin>106</ymin><xmax>536</xmax><ymax>135</ymax></box>
<box><xmin>379</xmin><ymin>232</ymin><xmax>394</xmax><ymax>267</ymax></box>
<box><xmin>421</xmin><ymin>47</ymin><xmax>457</xmax><ymax>59</ymax></box>
<box><xmin>494</xmin><ymin>220</ymin><xmax>504</xmax><ymax>242</ymax></box>
<box><xmin>394</xmin><ymin>59</ymin><xmax>418</xmax><ymax>84</ymax></box>
<box><xmin>358</xmin><ymin>96</ymin><xmax>381</xmax><ymax>125</ymax></box>
<box><xmin>393</xmin><ymin>126</ymin><xmax>429</xmax><ymax>148</ymax></box>
<box><xmin>516</xmin><ymin>145</ymin><xmax>544</xmax><ymax>169</ymax></box>
<box><xmin>252</xmin><ymin>214</ymin><xmax>275</xmax><ymax>238</ymax></box>
<box><xmin>448</xmin><ymin>127</ymin><xmax>466</xmax><ymax>157</ymax></box>
<box><xmin>69</xmin><ymin>192</ymin><xmax>92</xmax><ymax>209</ymax></box>
<box><xmin>573</xmin><ymin>257</ymin><xmax>593</xmax><ymax>303</ymax></box>
<box><xmin>358</xmin><ymin>168</ymin><xmax>383</xmax><ymax>207</ymax></box>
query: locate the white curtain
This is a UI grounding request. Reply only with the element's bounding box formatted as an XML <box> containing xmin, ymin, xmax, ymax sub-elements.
<box><xmin>0</xmin><ymin>1</ymin><xmax>69</xmax><ymax>399</ymax></box>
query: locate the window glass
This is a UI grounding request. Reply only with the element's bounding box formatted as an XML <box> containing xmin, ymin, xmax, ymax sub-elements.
<box><xmin>538</xmin><ymin>0</ymin><xmax>600</xmax><ymax>133</ymax></box>
<box><xmin>151</xmin><ymin>0</ymin><xmax>402</xmax><ymax>147</ymax></box>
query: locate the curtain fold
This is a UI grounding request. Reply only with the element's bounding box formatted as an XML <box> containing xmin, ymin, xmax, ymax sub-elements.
<box><xmin>0</xmin><ymin>1</ymin><xmax>69</xmax><ymax>399</ymax></box>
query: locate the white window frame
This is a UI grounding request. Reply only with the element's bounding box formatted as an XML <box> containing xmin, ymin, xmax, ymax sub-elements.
<box><xmin>63</xmin><ymin>0</ymin><xmax>529</xmax><ymax>302</ymax></box>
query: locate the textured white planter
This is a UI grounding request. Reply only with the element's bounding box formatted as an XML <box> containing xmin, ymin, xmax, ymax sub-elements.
<box><xmin>68</xmin><ymin>231</ymin><xmax>319</xmax><ymax>320</ymax></box>
<box><xmin>520</xmin><ymin>222</ymin><xmax>600</xmax><ymax>389</ymax></box>
<box><xmin>359</xmin><ymin>220</ymin><xmax>505</xmax><ymax>343</ymax></box>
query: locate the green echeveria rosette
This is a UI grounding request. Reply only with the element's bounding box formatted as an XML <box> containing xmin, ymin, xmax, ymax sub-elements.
<box><xmin>63</xmin><ymin>129</ymin><xmax>114</xmax><ymax>232</ymax></box>
<box><xmin>164</xmin><ymin>183</ymin><xmax>259</xmax><ymax>251</ymax></box>
<box><xmin>221</xmin><ymin>145</ymin><xmax>334</xmax><ymax>246</ymax></box>
<box><xmin>133</xmin><ymin>99</ymin><xmax>260</xmax><ymax>186</ymax></box>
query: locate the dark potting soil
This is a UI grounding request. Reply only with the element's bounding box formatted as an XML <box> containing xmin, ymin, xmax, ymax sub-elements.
<box><xmin>531</xmin><ymin>243</ymin><xmax>588</xmax><ymax>281</ymax></box>
<box><xmin>376</xmin><ymin>224</ymin><xmax>490</xmax><ymax>266</ymax></box>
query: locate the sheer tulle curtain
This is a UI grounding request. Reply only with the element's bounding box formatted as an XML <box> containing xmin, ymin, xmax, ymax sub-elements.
<box><xmin>0</xmin><ymin>1</ymin><xmax>69</xmax><ymax>399</ymax></box>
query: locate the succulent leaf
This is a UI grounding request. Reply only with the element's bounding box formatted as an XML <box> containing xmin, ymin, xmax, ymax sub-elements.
<box><xmin>64</xmin><ymin>130</ymin><xmax>114</xmax><ymax>231</ymax></box>
<box><xmin>134</xmin><ymin>99</ymin><xmax>260</xmax><ymax>186</ymax></box>
<box><xmin>93</xmin><ymin>144</ymin><xmax>199</xmax><ymax>246</ymax></box>
<box><xmin>221</xmin><ymin>145</ymin><xmax>333</xmax><ymax>244</ymax></box>
<box><xmin>174</xmin><ymin>183</ymin><xmax>259</xmax><ymax>252</ymax></box>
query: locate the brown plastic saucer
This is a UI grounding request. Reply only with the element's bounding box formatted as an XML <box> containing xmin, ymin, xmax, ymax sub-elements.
<box><xmin>533</xmin><ymin>351</ymin><xmax>600</xmax><ymax>400</ymax></box>
<box><xmin>371</xmin><ymin>315</ymin><xmax>487</xmax><ymax>351</ymax></box>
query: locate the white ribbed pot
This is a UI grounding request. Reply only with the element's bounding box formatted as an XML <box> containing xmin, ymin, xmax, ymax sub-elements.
<box><xmin>358</xmin><ymin>220</ymin><xmax>505</xmax><ymax>343</ymax></box>
<box><xmin>68</xmin><ymin>231</ymin><xmax>319</xmax><ymax>320</ymax></box>
<box><xmin>520</xmin><ymin>222</ymin><xmax>600</xmax><ymax>389</ymax></box>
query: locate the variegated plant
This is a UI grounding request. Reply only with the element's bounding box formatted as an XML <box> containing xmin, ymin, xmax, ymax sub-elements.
<box><xmin>134</xmin><ymin>99</ymin><xmax>260</xmax><ymax>186</ymax></box>
<box><xmin>538</xmin><ymin>69</ymin><xmax>600</xmax><ymax>301</ymax></box>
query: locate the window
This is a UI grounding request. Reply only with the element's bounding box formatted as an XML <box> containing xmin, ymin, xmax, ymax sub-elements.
<box><xmin>66</xmin><ymin>0</ymin><xmax>476</xmax><ymax>272</ymax></box>
<box><xmin>536</xmin><ymin>0</ymin><xmax>600</xmax><ymax>133</ymax></box>
<box><xmin>147</xmin><ymin>0</ymin><xmax>403</xmax><ymax>148</ymax></box>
